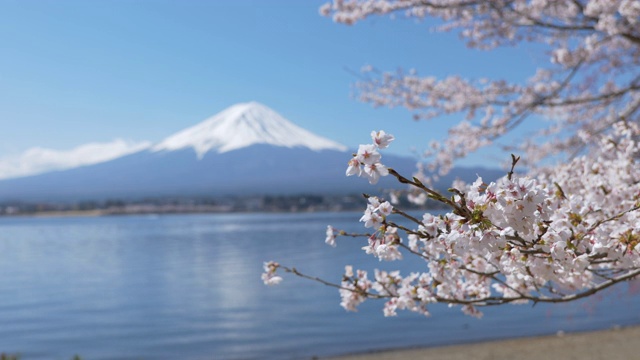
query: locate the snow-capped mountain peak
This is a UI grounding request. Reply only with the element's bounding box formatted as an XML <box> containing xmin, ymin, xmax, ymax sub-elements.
<box><xmin>152</xmin><ymin>102</ymin><xmax>347</xmax><ymax>158</ymax></box>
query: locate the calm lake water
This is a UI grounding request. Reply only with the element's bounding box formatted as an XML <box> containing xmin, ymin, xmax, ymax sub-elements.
<box><xmin>0</xmin><ymin>212</ymin><xmax>639</xmax><ymax>360</ymax></box>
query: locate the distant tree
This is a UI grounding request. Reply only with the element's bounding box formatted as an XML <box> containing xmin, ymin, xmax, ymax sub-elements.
<box><xmin>264</xmin><ymin>0</ymin><xmax>640</xmax><ymax>318</ymax></box>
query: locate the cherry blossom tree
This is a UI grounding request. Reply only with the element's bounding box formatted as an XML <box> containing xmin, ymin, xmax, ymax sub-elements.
<box><xmin>263</xmin><ymin>0</ymin><xmax>640</xmax><ymax>318</ymax></box>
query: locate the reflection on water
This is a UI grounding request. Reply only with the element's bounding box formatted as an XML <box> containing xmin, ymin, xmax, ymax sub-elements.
<box><xmin>0</xmin><ymin>213</ymin><xmax>639</xmax><ymax>359</ymax></box>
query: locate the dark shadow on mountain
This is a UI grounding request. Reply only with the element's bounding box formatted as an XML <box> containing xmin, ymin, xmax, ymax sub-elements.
<box><xmin>0</xmin><ymin>146</ymin><xmax>505</xmax><ymax>202</ymax></box>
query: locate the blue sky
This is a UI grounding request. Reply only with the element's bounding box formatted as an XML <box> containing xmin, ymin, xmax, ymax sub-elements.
<box><xmin>0</xmin><ymin>0</ymin><xmax>542</xmax><ymax>178</ymax></box>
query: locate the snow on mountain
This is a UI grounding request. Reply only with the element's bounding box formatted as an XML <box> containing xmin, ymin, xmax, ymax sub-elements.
<box><xmin>152</xmin><ymin>102</ymin><xmax>347</xmax><ymax>158</ymax></box>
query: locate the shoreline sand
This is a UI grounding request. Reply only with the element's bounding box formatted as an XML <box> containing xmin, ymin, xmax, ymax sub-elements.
<box><xmin>328</xmin><ymin>325</ymin><xmax>640</xmax><ymax>360</ymax></box>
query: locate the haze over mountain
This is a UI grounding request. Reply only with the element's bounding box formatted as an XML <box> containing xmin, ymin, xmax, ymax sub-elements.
<box><xmin>0</xmin><ymin>102</ymin><xmax>503</xmax><ymax>202</ymax></box>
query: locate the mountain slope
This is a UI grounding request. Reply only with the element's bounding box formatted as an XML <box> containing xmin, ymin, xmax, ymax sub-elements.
<box><xmin>0</xmin><ymin>147</ymin><xmax>355</xmax><ymax>200</ymax></box>
<box><xmin>0</xmin><ymin>145</ymin><xmax>503</xmax><ymax>202</ymax></box>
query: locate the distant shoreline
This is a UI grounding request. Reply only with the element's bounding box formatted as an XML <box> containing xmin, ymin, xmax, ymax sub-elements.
<box><xmin>0</xmin><ymin>193</ymin><xmax>450</xmax><ymax>218</ymax></box>
<box><xmin>27</xmin><ymin>209</ymin><xmax>106</xmax><ymax>218</ymax></box>
<box><xmin>0</xmin><ymin>207</ymin><xmax>364</xmax><ymax>218</ymax></box>
<box><xmin>327</xmin><ymin>325</ymin><xmax>640</xmax><ymax>360</ymax></box>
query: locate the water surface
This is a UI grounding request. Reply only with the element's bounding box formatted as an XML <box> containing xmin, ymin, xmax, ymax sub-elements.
<box><xmin>0</xmin><ymin>212</ymin><xmax>638</xmax><ymax>359</ymax></box>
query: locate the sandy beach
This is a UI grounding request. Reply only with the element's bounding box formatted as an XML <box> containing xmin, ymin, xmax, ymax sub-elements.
<box><xmin>329</xmin><ymin>326</ymin><xmax>640</xmax><ymax>360</ymax></box>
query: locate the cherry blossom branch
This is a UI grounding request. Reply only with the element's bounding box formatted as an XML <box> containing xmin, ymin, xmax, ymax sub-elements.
<box><xmin>272</xmin><ymin>260</ymin><xmax>640</xmax><ymax>307</ymax></box>
<box><xmin>264</xmin><ymin>2</ymin><xmax>640</xmax><ymax>319</ymax></box>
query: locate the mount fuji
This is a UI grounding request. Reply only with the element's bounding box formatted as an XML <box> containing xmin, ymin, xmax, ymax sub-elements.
<box><xmin>152</xmin><ymin>102</ymin><xmax>347</xmax><ymax>156</ymax></box>
<box><xmin>0</xmin><ymin>102</ymin><xmax>502</xmax><ymax>201</ymax></box>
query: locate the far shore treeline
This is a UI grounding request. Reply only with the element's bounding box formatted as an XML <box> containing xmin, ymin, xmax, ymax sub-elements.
<box><xmin>0</xmin><ymin>193</ymin><xmax>447</xmax><ymax>217</ymax></box>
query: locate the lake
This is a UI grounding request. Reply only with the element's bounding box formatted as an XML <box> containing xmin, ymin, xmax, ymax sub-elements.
<box><xmin>0</xmin><ymin>212</ymin><xmax>639</xmax><ymax>359</ymax></box>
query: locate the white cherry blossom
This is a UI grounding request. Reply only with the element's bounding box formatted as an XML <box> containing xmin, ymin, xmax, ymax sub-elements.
<box><xmin>356</xmin><ymin>144</ymin><xmax>381</xmax><ymax>165</ymax></box>
<box><xmin>371</xmin><ymin>130</ymin><xmax>395</xmax><ymax>149</ymax></box>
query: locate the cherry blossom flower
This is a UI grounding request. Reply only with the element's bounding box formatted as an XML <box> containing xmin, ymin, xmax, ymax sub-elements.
<box><xmin>345</xmin><ymin>156</ymin><xmax>362</xmax><ymax>177</ymax></box>
<box><xmin>325</xmin><ymin>225</ymin><xmax>337</xmax><ymax>247</ymax></box>
<box><xmin>363</xmin><ymin>162</ymin><xmax>389</xmax><ymax>184</ymax></box>
<box><xmin>356</xmin><ymin>144</ymin><xmax>381</xmax><ymax>165</ymax></box>
<box><xmin>261</xmin><ymin>261</ymin><xmax>283</xmax><ymax>286</ymax></box>
<box><xmin>371</xmin><ymin>130</ymin><xmax>395</xmax><ymax>149</ymax></box>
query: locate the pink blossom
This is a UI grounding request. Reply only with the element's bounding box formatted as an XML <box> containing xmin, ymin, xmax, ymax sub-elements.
<box><xmin>356</xmin><ymin>144</ymin><xmax>381</xmax><ymax>165</ymax></box>
<box><xmin>325</xmin><ymin>225</ymin><xmax>337</xmax><ymax>247</ymax></box>
<box><xmin>345</xmin><ymin>156</ymin><xmax>362</xmax><ymax>177</ymax></box>
<box><xmin>371</xmin><ymin>130</ymin><xmax>395</xmax><ymax>149</ymax></box>
<box><xmin>363</xmin><ymin>162</ymin><xmax>389</xmax><ymax>184</ymax></box>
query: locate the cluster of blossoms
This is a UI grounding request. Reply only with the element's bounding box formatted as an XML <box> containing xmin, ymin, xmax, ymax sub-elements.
<box><xmin>335</xmin><ymin>123</ymin><xmax>640</xmax><ymax>317</ymax></box>
<box><xmin>265</xmin><ymin>122</ymin><xmax>640</xmax><ymax>317</ymax></box>
<box><xmin>261</xmin><ymin>261</ymin><xmax>283</xmax><ymax>286</ymax></box>
<box><xmin>346</xmin><ymin>130</ymin><xmax>394</xmax><ymax>184</ymax></box>
<box><xmin>263</xmin><ymin>1</ymin><xmax>640</xmax><ymax>319</ymax></box>
<box><xmin>321</xmin><ymin>0</ymin><xmax>640</xmax><ymax>179</ymax></box>
<box><xmin>339</xmin><ymin>266</ymin><xmax>372</xmax><ymax>311</ymax></box>
<box><xmin>359</xmin><ymin>196</ymin><xmax>402</xmax><ymax>261</ymax></box>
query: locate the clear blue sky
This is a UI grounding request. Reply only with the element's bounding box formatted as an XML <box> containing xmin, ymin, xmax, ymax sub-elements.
<box><xmin>0</xmin><ymin>0</ymin><xmax>541</xmax><ymax>167</ymax></box>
